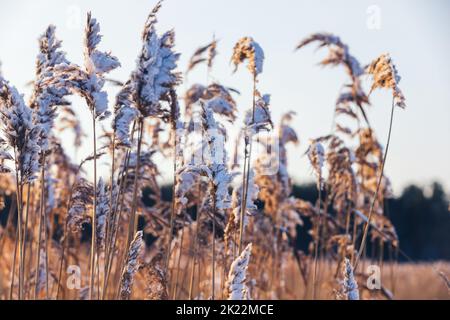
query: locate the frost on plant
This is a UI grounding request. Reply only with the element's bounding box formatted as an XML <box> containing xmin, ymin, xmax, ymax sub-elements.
<box><xmin>367</xmin><ymin>53</ymin><xmax>406</xmax><ymax>108</ymax></box>
<box><xmin>231</xmin><ymin>170</ymin><xmax>259</xmax><ymax>228</ymax></box>
<box><xmin>226</xmin><ymin>243</ymin><xmax>253</xmax><ymax>300</ymax></box>
<box><xmin>96</xmin><ymin>177</ymin><xmax>109</xmax><ymax>250</ymax></box>
<box><xmin>119</xmin><ymin>230</ymin><xmax>144</xmax><ymax>300</ymax></box>
<box><xmin>244</xmin><ymin>91</ymin><xmax>272</xmax><ymax>134</ymax></box>
<box><xmin>30</xmin><ymin>25</ymin><xmax>72</xmax><ymax>152</ymax></box>
<box><xmin>131</xmin><ymin>1</ymin><xmax>181</xmax><ymax>117</ymax></box>
<box><xmin>342</xmin><ymin>258</ymin><xmax>359</xmax><ymax>300</ymax></box>
<box><xmin>232</xmin><ymin>37</ymin><xmax>264</xmax><ymax>77</ymax></box>
<box><xmin>307</xmin><ymin>139</ymin><xmax>325</xmax><ymax>190</ymax></box>
<box><xmin>67</xmin><ymin>177</ymin><xmax>94</xmax><ymax>233</ymax></box>
<box><xmin>113</xmin><ymin>1</ymin><xmax>180</xmax><ymax>147</ymax></box>
<box><xmin>0</xmin><ymin>77</ymin><xmax>41</xmax><ymax>184</ymax></box>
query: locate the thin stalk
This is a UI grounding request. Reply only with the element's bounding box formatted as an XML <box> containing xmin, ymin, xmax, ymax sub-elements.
<box><xmin>18</xmin><ymin>179</ymin><xmax>25</xmax><ymax>300</ymax></box>
<box><xmin>0</xmin><ymin>198</ymin><xmax>16</xmax><ymax>252</ymax></box>
<box><xmin>172</xmin><ymin>213</ymin><xmax>186</xmax><ymax>299</ymax></box>
<box><xmin>165</xmin><ymin>93</ymin><xmax>180</xmax><ymax>275</ymax></box>
<box><xmin>188</xmin><ymin>207</ymin><xmax>202</xmax><ymax>299</ymax></box>
<box><xmin>238</xmin><ymin>74</ymin><xmax>257</xmax><ymax>253</ymax></box>
<box><xmin>379</xmin><ymin>238</ymin><xmax>384</xmax><ymax>269</ymax></box>
<box><xmin>196</xmin><ymin>254</ymin><xmax>201</xmax><ymax>297</ymax></box>
<box><xmin>165</xmin><ymin>138</ymin><xmax>178</xmax><ymax>275</ymax></box>
<box><xmin>354</xmin><ymin>99</ymin><xmax>395</xmax><ymax>270</ymax></box>
<box><xmin>113</xmin><ymin>120</ymin><xmax>144</xmax><ymax>300</ymax></box>
<box><xmin>351</xmin><ymin>209</ymin><xmax>358</xmax><ymax>264</ymax></box>
<box><xmin>165</xmin><ymin>174</ymin><xmax>176</xmax><ymax>276</ymax></box>
<box><xmin>96</xmin><ymin>254</ymin><xmax>100</xmax><ymax>299</ymax></box>
<box><xmin>24</xmin><ymin>187</ymin><xmax>37</xmax><ymax>299</ymax></box>
<box><xmin>126</xmin><ymin>118</ymin><xmax>143</xmax><ymax>250</ymax></box>
<box><xmin>20</xmin><ymin>184</ymin><xmax>31</xmax><ymax>300</ymax></box>
<box><xmin>89</xmin><ymin>112</ymin><xmax>98</xmax><ymax>300</ymax></box>
<box><xmin>102</xmin><ymin>149</ymin><xmax>133</xmax><ymax>298</ymax></box>
<box><xmin>35</xmin><ymin>155</ymin><xmax>49</xmax><ymax>299</ymax></box>
<box><xmin>102</xmin><ymin>136</ymin><xmax>115</xmax><ymax>297</ymax></box>
<box><xmin>43</xmin><ymin>198</ymin><xmax>50</xmax><ymax>299</ymax></box>
<box><xmin>55</xmin><ymin>167</ymin><xmax>81</xmax><ymax>299</ymax></box>
<box><xmin>9</xmin><ymin>215</ymin><xmax>19</xmax><ymax>300</ymax></box>
<box><xmin>114</xmin><ymin>119</ymin><xmax>144</xmax><ymax>300</ymax></box>
<box><xmin>55</xmin><ymin>221</ymin><xmax>68</xmax><ymax>300</ymax></box>
<box><xmin>34</xmin><ymin>165</ymin><xmax>45</xmax><ymax>299</ymax></box>
<box><xmin>211</xmin><ymin>188</ymin><xmax>217</xmax><ymax>300</ymax></box>
<box><xmin>220</xmin><ymin>254</ymin><xmax>226</xmax><ymax>299</ymax></box>
<box><xmin>311</xmin><ymin>178</ymin><xmax>322</xmax><ymax>299</ymax></box>
<box><xmin>102</xmin><ymin>121</ymin><xmax>136</xmax><ymax>298</ymax></box>
<box><xmin>237</xmin><ymin>149</ymin><xmax>248</xmax><ymax>254</ymax></box>
<box><xmin>11</xmin><ymin>147</ymin><xmax>24</xmax><ymax>299</ymax></box>
<box><xmin>317</xmin><ymin>195</ymin><xmax>330</xmax><ymax>298</ymax></box>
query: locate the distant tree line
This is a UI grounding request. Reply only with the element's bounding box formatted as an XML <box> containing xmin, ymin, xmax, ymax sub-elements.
<box><xmin>291</xmin><ymin>182</ymin><xmax>450</xmax><ymax>261</ymax></box>
<box><xmin>153</xmin><ymin>182</ymin><xmax>450</xmax><ymax>262</ymax></box>
<box><xmin>2</xmin><ymin>182</ymin><xmax>448</xmax><ymax>262</ymax></box>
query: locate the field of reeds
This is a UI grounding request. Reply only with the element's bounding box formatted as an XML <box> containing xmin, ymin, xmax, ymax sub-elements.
<box><xmin>0</xmin><ymin>1</ymin><xmax>448</xmax><ymax>300</ymax></box>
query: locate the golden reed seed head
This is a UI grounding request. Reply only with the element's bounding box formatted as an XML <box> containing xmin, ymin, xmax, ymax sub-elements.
<box><xmin>367</xmin><ymin>53</ymin><xmax>406</xmax><ymax>108</ymax></box>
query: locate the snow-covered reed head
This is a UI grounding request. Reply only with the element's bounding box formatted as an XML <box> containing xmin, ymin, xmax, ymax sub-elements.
<box><xmin>40</xmin><ymin>13</ymin><xmax>120</xmax><ymax>122</ymax></box>
<box><xmin>120</xmin><ymin>230</ymin><xmax>144</xmax><ymax>300</ymax></box>
<box><xmin>307</xmin><ymin>139</ymin><xmax>325</xmax><ymax>190</ymax></box>
<box><xmin>231</xmin><ymin>169</ymin><xmax>259</xmax><ymax>228</ymax></box>
<box><xmin>67</xmin><ymin>177</ymin><xmax>94</xmax><ymax>233</ymax></box>
<box><xmin>120</xmin><ymin>150</ymin><xmax>159</xmax><ymax>199</ymax></box>
<box><xmin>175</xmin><ymin>165</ymin><xmax>205</xmax><ymax>207</ymax></box>
<box><xmin>83</xmin><ymin>12</ymin><xmax>120</xmax><ymax>118</ymax></box>
<box><xmin>30</xmin><ymin>25</ymin><xmax>72</xmax><ymax>152</ymax></box>
<box><xmin>0</xmin><ymin>77</ymin><xmax>41</xmax><ymax>184</ymax></box>
<box><xmin>226</xmin><ymin>243</ymin><xmax>252</xmax><ymax>300</ymax></box>
<box><xmin>184</xmin><ymin>83</ymin><xmax>237</xmax><ymax>122</ymax></box>
<box><xmin>232</xmin><ymin>37</ymin><xmax>264</xmax><ymax>77</ymax></box>
<box><xmin>84</xmin><ymin>13</ymin><xmax>121</xmax><ymax>75</ymax></box>
<box><xmin>112</xmin><ymin>81</ymin><xmax>137</xmax><ymax>147</ymax></box>
<box><xmin>35</xmin><ymin>25</ymin><xmax>68</xmax><ymax>78</ymax></box>
<box><xmin>200</xmin><ymin>98</ymin><xmax>235</xmax><ymax>210</ymax></box>
<box><xmin>278</xmin><ymin>111</ymin><xmax>299</xmax><ymax>184</ymax></box>
<box><xmin>367</xmin><ymin>53</ymin><xmax>406</xmax><ymax>108</ymax></box>
<box><xmin>132</xmin><ymin>1</ymin><xmax>181</xmax><ymax>117</ymax></box>
<box><xmin>95</xmin><ymin>177</ymin><xmax>109</xmax><ymax>250</ymax></box>
<box><xmin>342</xmin><ymin>258</ymin><xmax>359</xmax><ymax>300</ymax></box>
<box><xmin>144</xmin><ymin>253</ymin><xmax>168</xmax><ymax>300</ymax></box>
<box><xmin>113</xmin><ymin>1</ymin><xmax>180</xmax><ymax>147</ymax></box>
<box><xmin>244</xmin><ymin>91</ymin><xmax>272</xmax><ymax>133</ymax></box>
<box><xmin>176</xmin><ymin>82</ymin><xmax>237</xmax><ymax>212</ymax></box>
<box><xmin>202</xmin><ymin>83</ymin><xmax>237</xmax><ymax>121</ymax></box>
<box><xmin>326</xmin><ymin>137</ymin><xmax>358</xmax><ymax>212</ymax></box>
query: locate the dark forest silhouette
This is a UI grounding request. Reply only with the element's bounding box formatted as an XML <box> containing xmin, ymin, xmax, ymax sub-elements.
<box><xmin>2</xmin><ymin>182</ymin><xmax>448</xmax><ymax>262</ymax></box>
<box><xmin>151</xmin><ymin>182</ymin><xmax>450</xmax><ymax>262</ymax></box>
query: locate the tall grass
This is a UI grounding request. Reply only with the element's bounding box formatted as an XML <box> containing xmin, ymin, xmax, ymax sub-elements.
<box><xmin>1</xmin><ymin>2</ymin><xmax>448</xmax><ymax>301</ymax></box>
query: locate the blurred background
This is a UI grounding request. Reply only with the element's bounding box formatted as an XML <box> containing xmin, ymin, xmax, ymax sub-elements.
<box><xmin>0</xmin><ymin>0</ymin><xmax>448</xmax><ymax>261</ymax></box>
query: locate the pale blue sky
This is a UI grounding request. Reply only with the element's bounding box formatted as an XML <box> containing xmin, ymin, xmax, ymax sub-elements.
<box><xmin>0</xmin><ymin>0</ymin><xmax>449</xmax><ymax>193</ymax></box>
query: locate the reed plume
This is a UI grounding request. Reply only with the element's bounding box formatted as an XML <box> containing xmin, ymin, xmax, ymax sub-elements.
<box><xmin>225</xmin><ymin>243</ymin><xmax>252</xmax><ymax>300</ymax></box>
<box><xmin>355</xmin><ymin>53</ymin><xmax>405</xmax><ymax>269</ymax></box>
<box><xmin>119</xmin><ymin>230</ymin><xmax>144</xmax><ymax>300</ymax></box>
<box><xmin>342</xmin><ymin>258</ymin><xmax>359</xmax><ymax>300</ymax></box>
